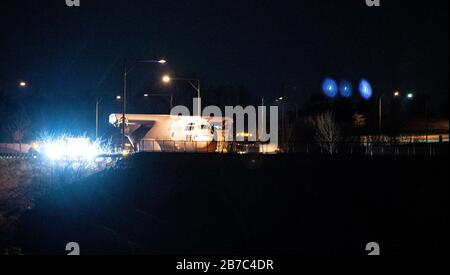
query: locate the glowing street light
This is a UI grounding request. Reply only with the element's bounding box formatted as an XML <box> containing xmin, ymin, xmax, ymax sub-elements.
<box><xmin>19</xmin><ymin>81</ymin><xmax>27</xmax><ymax>88</ymax></box>
<box><xmin>381</xmin><ymin>91</ymin><xmax>401</xmax><ymax>134</ymax></box>
<box><xmin>158</xmin><ymin>59</ymin><xmax>167</xmax><ymax>64</ymax></box>
<box><xmin>162</xmin><ymin>75</ymin><xmax>171</xmax><ymax>83</ymax></box>
<box><xmin>116</xmin><ymin>95</ymin><xmax>122</xmax><ymax>100</ymax></box>
<box><xmin>275</xmin><ymin>97</ymin><xmax>284</xmax><ymax>102</ymax></box>
<box><xmin>407</xmin><ymin>93</ymin><xmax>414</xmax><ymax>99</ymax></box>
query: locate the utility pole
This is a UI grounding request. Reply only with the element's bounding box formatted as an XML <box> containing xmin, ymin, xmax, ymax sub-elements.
<box><xmin>425</xmin><ymin>99</ymin><xmax>429</xmax><ymax>143</ymax></box>
<box><xmin>259</xmin><ymin>98</ymin><xmax>265</xmax><ymax>141</ymax></box>
<box><xmin>95</xmin><ymin>98</ymin><xmax>100</xmax><ymax>140</ymax></box>
<box><xmin>379</xmin><ymin>95</ymin><xmax>383</xmax><ymax>135</ymax></box>
<box><xmin>122</xmin><ymin>64</ymin><xmax>128</xmax><ymax>150</ymax></box>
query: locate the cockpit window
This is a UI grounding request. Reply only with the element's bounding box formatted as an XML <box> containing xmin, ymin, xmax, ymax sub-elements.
<box><xmin>185</xmin><ymin>123</ymin><xmax>195</xmax><ymax>131</ymax></box>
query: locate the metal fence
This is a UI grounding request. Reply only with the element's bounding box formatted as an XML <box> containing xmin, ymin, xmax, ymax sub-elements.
<box><xmin>0</xmin><ymin>153</ymin><xmax>32</xmax><ymax>160</ymax></box>
<box><xmin>282</xmin><ymin>142</ymin><xmax>449</xmax><ymax>157</ymax></box>
<box><xmin>1</xmin><ymin>141</ymin><xmax>447</xmax><ymax>158</ymax></box>
<box><xmin>136</xmin><ymin>139</ymin><xmax>449</xmax><ymax>156</ymax></box>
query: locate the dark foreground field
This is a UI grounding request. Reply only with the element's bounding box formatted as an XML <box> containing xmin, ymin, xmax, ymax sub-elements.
<box><xmin>16</xmin><ymin>153</ymin><xmax>448</xmax><ymax>255</ymax></box>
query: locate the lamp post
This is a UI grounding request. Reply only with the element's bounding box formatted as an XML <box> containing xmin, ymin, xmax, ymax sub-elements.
<box><xmin>122</xmin><ymin>59</ymin><xmax>166</xmax><ymax>150</ymax></box>
<box><xmin>378</xmin><ymin>95</ymin><xmax>383</xmax><ymax>135</ymax></box>
<box><xmin>162</xmin><ymin>75</ymin><xmax>201</xmax><ymax>116</ymax></box>
<box><xmin>378</xmin><ymin>91</ymin><xmax>402</xmax><ymax>135</ymax></box>
<box><xmin>405</xmin><ymin>92</ymin><xmax>429</xmax><ymax>143</ymax></box>
<box><xmin>273</xmin><ymin>97</ymin><xmax>286</xmax><ymax>149</ymax></box>
<box><xmin>95</xmin><ymin>98</ymin><xmax>102</xmax><ymax>140</ymax></box>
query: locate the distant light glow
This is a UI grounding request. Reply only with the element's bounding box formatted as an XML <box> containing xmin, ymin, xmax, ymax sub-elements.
<box><xmin>162</xmin><ymin>75</ymin><xmax>171</xmax><ymax>83</ymax></box>
<box><xmin>394</xmin><ymin>91</ymin><xmax>400</xmax><ymax>97</ymax></box>
<box><xmin>144</xmin><ymin>93</ymin><xmax>149</xmax><ymax>97</ymax></box>
<box><xmin>237</xmin><ymin>132</ymin><xmax>253</xmax><ymax>138</ymax></box>
<box><xmin>359</xmin><ymin>79</ymin><xmax>373</xmax><ymax>100</ymax></box>
<box><xmin>19</xmin><ymin>81</ymin><xmax>27</xmax><ymax>87</ymax></box>
<box><xmin>322</xmin><ymin>78</ymin><xmax>338</xmax><ymax>98</ymax></box>
<box><xmin>121</xmin><ymin>149</ymin><xmax>130</xmax><ymax>157</ymax></box>
<box><xmin>31</xmin><ymin>142</ymin><xmax>40</xmax><ymax>150</ymax></box>
<box><xmin>339</xmin><ymin>80</ymin><xmax>353</xmax><ymax>98</ymax></box>
<box><xmin>36</xmin><ymin>135</ymin><xmax>112</xmax><ymax>162</ymax></box>
<box><xmin>407</xmin><ymin>93</ymin><xmax>414</xmax><ymax>99</ymax></box>
<box><xmin>116</xmin><ymin>95</ymin><xmax>122</xmax><ymax>100</ymax></box>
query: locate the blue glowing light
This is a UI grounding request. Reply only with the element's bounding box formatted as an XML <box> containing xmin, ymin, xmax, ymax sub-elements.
<box><xmin>339</xmin><ymin>80</ymin><xmax>353</xmax><ymax>98</ymax></box>
<box><xmin>322</xmin><ymin>78</ymin><xmax>338</xmax><ymax>98</ymax></box>
<box><xmin>359</xmin><ymin>79</ymin><xmax>373</xmax><ymax>100</ymax></box>
<box><xmin>36</xmin><ymin>135</ymin><xmax>113</xmax><ymax>163</ymax></box>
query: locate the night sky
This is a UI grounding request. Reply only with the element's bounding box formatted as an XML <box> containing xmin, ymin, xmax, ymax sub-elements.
<box><xmin>0</xmin><ymin>0</ymin><xmax>448</xmax><ymax>137</ymax></box>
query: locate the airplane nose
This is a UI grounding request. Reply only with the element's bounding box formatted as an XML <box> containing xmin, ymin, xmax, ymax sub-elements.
<box><xmin>109</xmin><ymin>114</ymin><xmax>118</xmax><ymax>125</ymax></box>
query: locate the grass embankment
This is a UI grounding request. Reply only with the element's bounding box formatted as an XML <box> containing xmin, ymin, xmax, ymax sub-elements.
<box><xmin>0</xmin><ymin>158</ymin><xmax>111</xmax><ymax>254</ymax></box>
<box><xmin>0</xmin><ymin>159</ymin><xmax>43</xmax><ymax>254</ymax></box>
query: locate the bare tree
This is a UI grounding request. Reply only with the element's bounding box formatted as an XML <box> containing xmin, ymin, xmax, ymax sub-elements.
<box><xmin>4</xmin><ymin>111</ymin><xmax>31</xmax><ymax>152</ymax></box>
<box><xmin>310</xmin><ymin>111</ymin><xmax>341</xmax><ymax>155</ymax></box>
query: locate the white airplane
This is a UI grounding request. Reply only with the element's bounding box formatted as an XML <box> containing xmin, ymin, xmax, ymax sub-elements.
<box><xmin>109</xmin><ymin>114</ymin><xmax>233</xmax><ymax>152</ymax></box>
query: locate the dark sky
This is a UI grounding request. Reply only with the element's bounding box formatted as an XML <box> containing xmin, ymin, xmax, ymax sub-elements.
<box><xmin>0</xmin><ymin>0</ymin><xmax>448</xmax><ymax>135</ymax></box>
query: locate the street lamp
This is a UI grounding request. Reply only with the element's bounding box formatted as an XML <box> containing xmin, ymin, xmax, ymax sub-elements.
<box><xmin>379</xmin><ymin>91</ymin><xmax>402</xmax><ymax>134</ymax></box>
<box><xmin>162</xmin><ymin>75</ymin><xmax>201</xmax><ymax>116</ymax></box>
<box><xmin>379</xmin><ymin>91</ymin><xmax>415</xmax><ymax>134</ymax></box>
<box><xmin>122</xmin><ymin>59</ymin><xmax>166</xmax><ymax>150</ymax></box>
<box><xmin>95</xmin><ymin>98</ymin><xmax>103</xmax><ymax>140</ymax></box>
<box><xmin>378</xmin><ymin>95</ymin><xmax>383</xmax><ymax>134</ymax></box>
<box><xmin>404</xmin><ymin>92</ymin><xmax>429</xmax><ymax>142</ymax></box>
<box><xmin>162</xmin><ymin>75</ymin><xmax>171</xmax><ymax>83</ymax></box>
<box><xmin>272</xmin><ymin>97</ymin><xmax>287</xmax><ymax>147</ymax></box>
<box><xmin>19</xmin><ymin>81</ymin><xmax>27</xmax><ymax>88</ymax></box>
